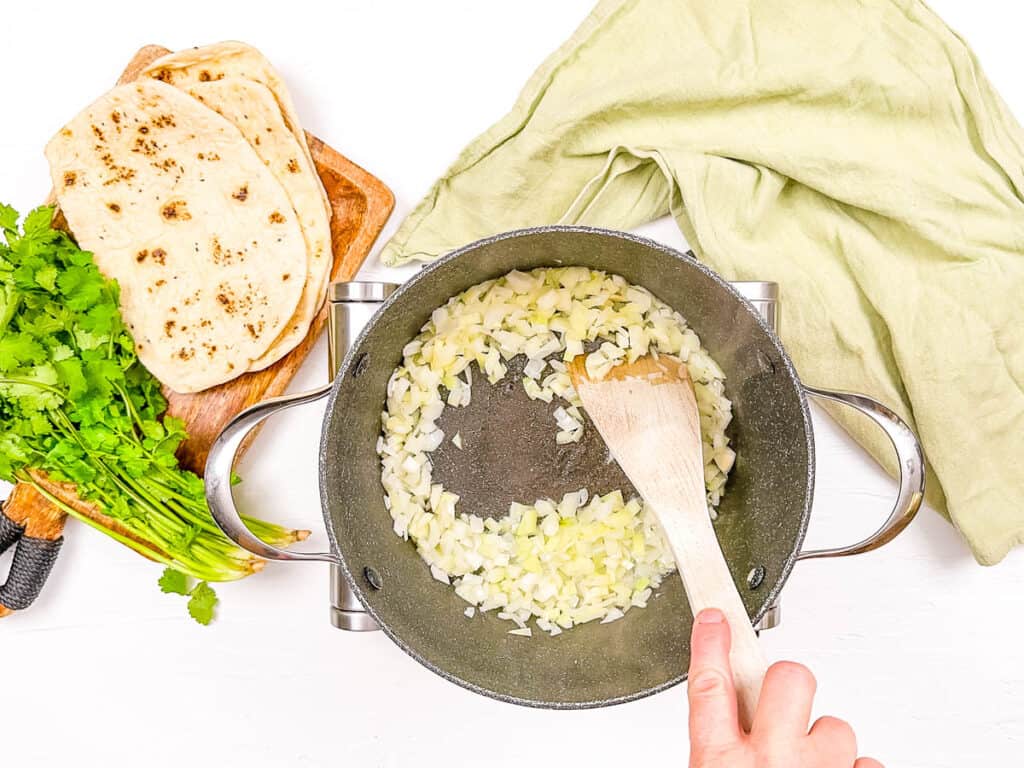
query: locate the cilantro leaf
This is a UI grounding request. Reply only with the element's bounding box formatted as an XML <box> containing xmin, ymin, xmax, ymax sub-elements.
<box><xmin>0</xmin><ymin>203</ymin><xmax>17</xmax><ymax>234</ymax></box>
<box><xmin>187</xmin><ymin>582</ymin><xmax>218</xmax><ymax>625</ymax></box>
<box><xmin>54</xmin><ymin>357</ymin><xmax>88</xmax><ymax>399</ymax></box>
<box><xmin>22</xmin><ymin>207</ymin><xmax>54</xmax><ymax>237</ymax></box>
<box><xmin>158</xmin><ymin>567</ymin><xmax>190</xmax><ymax>596</ymax></box>
<box><xmin>0</xmin><ymin>335</ymin><xmax>45</xmax><ymax>369</ymax></box>
<box><xmin>57</xmin><ymin>264</ymin><xmax>104</xmax><ymax>310</ymax></box>
<box><xmin>140</xmin><ymin>420</ymin><xmax>165</xmax><ymax>441</ymax></box>
<box><xmin>34</xmin><ymin>265</ymin><xmax>58</xmax><ymax>292</ymax></box>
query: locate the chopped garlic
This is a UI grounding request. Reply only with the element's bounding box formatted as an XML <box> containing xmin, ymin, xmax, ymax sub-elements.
<box><xmin>378</xmin><ymin>267</ymin><xmax>735</xmax><ymax>636</ymax></box>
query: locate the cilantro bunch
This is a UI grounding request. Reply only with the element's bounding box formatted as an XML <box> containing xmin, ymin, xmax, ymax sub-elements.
<box><xmin>0</xmin><ymin>205</ymin><xmax>304</xmax><ymax>623</ymax></box>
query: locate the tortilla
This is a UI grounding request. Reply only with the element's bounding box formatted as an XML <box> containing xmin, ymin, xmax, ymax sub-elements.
<box><xmin>140</xmin><ymin>42</ymin><xmax>329</xmax><ymax>213</ymax></box>
<box><xmin>185</xmin><ymin>78</ymin><xmax>332</xmax><ymax>369</ymax></box>
<box><xmin>45</xmin><ymin>80</ymin><xmax>307</xmax><ymax>393</ymax></box>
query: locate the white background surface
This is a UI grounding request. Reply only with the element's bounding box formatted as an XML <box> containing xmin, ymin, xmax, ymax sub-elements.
<box><xmin>1</xmin><ymin>2</ymin><xmax>1022</xmax><ymax>766</ymax></box>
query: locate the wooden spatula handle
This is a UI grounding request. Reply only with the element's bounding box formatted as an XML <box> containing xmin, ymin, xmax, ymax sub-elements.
<box><xmin>666</xmin><ymin>519</ymin><xmax>768</xmax><ymax>731</ymax></box>
<box><xmin>723</xmin><ymin>605</ymin><xmax>768</xmax><ymax>732</ymax></box>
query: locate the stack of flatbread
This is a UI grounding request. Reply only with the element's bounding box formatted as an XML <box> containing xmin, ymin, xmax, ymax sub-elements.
<box><xmin>45</xmin><ymin>42</ymin><xmax>332</xmax><ymax>393</ymax></box>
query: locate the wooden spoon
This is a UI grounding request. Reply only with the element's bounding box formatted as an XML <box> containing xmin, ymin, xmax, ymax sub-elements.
<box><xmin>569</xmin><ymin>354</ymin><xmax>766</xmax><ymax>729</ymax></box>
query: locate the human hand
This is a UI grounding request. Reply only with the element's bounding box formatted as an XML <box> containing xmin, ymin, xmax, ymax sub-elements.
<box><xmin>687</xmin><ymin>608</ymin><xmax>883</xmax><ymax>768</ymax></box>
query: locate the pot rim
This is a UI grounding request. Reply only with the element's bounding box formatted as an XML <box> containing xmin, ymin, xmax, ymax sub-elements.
<box><xmin>318</xmin><ymin>224</ymin><xmax>816</xmax><ymax>708</ymax></box>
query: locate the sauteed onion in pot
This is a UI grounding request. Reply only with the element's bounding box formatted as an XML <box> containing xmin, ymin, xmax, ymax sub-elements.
<box><xmin>377</xmin><ymin>268</ymin><xmax>735</xmax><ymax>635</ymax></box>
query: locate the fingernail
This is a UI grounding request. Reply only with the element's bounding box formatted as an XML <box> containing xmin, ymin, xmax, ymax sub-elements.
<box><xmin>697</xmin><ymin>608</ymin><xmax>725</xmax><ymax>624</ymax></box>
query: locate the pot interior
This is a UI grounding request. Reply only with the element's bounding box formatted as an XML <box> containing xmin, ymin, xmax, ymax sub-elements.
<box><xmin>320</xmin><ymin>227</ymin><xmax>813</xmax><ymax>708</ymax></box>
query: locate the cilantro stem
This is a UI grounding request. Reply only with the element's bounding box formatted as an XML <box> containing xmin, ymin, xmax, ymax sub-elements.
<box><xmin>112</xmin><ymin>381</ymin><xmax>145</xmax><ymax>438</ymax></box>
<box><xmin>0</xmin><ymin>377</ymin><xmax>67</xmax><ymax>399</ymax></box>
<box><xmin>31</xmin><ymin>383</ymin><xmax>260</xmax><ymax>580</ymax></box>
<box><xmin>19</xmin><ymin>471</ymin><xmax>175</xmax><ymax>566</ymax></box>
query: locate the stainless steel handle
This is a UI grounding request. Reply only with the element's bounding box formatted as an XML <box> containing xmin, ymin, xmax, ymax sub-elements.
<box><xmin>327</xmin><ymin>281</ymin><xmax>399</xmax><ymax>631</ymax></box>
<box><xmin>798</xmin><ymin>386</ymin><xmax>925</xmax><ymax>560</ymax></box>
<box><xmin>205</xmin><ymin>383</ymin><xmax>339</xmax><ymax>564</ymax></box>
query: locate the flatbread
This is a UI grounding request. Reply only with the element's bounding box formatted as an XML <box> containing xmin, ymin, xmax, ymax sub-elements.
<box><xmin>185</xmin><ymin>78</ymin><xmax>332</xmax><ymax>370</ymax></box>
<box><xmin>45</xmin><ymin>80</ymin><xmax>307</xmax><ymax>393</ymax></box>
<box><xmin>140</xmin><ymin>42</ymin><xmax>330</xmax><ymax>213</ymax></box>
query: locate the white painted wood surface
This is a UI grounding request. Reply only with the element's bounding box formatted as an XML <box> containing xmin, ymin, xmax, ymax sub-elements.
<box><xmin>1</xmin><ymin>2</ymin><xmax>1021</xmax><ymax>766</ymax></box>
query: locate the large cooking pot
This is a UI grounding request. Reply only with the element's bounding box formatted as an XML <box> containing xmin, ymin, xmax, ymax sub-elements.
<box><xmin>205</xmin><ymin>227</ymin><xmax>924</xmax><ymax>708</ymax></box>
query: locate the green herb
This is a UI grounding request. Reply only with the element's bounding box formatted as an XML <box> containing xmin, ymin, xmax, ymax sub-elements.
<box><xmin>158</xmin><ymin>567</ymin><xmax>190</xmax><ymax>596</ymax></box>
<box><xmin>158</xmin><ymin>567</ymin><xmax>217</xmax><ymax>623</ymax></box>
<box><xmin>187</xmin><ymin>581</ymin><xmax>219</xmax><ymax>625</ymax></box>
<box><xmin>0</xmin><ymin>205</ymin><xmax>304</xmax><ymax>623</ymax></box>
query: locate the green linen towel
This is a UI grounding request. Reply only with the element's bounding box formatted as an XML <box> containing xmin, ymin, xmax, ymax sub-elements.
<box><xmin>381</xmin><ymin>0</ymin><xmax>1024</xmax><ymax>565</ymax></box>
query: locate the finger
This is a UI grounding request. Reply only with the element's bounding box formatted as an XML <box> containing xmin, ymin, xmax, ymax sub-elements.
<box><xmin>750</xmin><ymin>662</ymin><xmax>817</xmax><ymax>741</ymax></box>
<box><xmin>688</xmin><ymin>608</ymin><xmax>742</xmax><ymax>752</ymax></box>
<box><xmin>808</xmin><ymin>716</ymin><xmax>858</xmax><ymax>763</ymax></box>
<box><xmin>854</xmin><ymin>759</ymin><xmax>884</xmax><ymax>768</ymax></box>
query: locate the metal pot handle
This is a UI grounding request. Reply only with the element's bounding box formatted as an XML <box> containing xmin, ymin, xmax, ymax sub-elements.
<box><xmin>205</xmin><ymin>383</ymin><xmax>340</xmax><ymax>564</ymax></box>
<box><xmin>797</xmin><ymin>386</ymin><xmax>925</xmax><ymax>560</ymax></box>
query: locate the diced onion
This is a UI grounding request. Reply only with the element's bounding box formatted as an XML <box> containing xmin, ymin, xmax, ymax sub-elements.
<box><xmin>523</xmin><ymin>357</ymin><xmax>546</xmax><ymax>379</ymax></box>
<box><xmin>379</xmin><ymin>268</ymin><xmax>735</xmax><ymax>636</ymax></box>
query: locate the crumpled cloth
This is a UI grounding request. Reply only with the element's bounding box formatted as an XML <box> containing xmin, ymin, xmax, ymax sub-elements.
<box><xmin>381</xmin><ymin>0</ymin><xmax>1024</xmax><ymax>565</ymax></box>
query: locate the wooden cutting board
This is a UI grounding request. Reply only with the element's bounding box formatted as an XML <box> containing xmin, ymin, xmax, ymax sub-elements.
<box><xmin>1</xmin><ymin>44</ymin><xmax>393</xmax><ymax>617</ymax></box>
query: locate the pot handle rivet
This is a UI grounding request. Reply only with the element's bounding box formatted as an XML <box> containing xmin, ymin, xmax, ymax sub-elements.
<box><xmin>364</xmin><ymin>567</ymin><xmax>383</xmax><ymax>590</ymax></box>
<box><xmin>746</xmin><ymin>566</ymin><xmax>766</xmax><ymax>590</ymax></box>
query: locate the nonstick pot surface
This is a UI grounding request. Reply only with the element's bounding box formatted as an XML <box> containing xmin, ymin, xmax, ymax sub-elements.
<box><xmin>319</xmin><ymin>227</ymin><xmax>814</xmax><ymax>708</ymax></box>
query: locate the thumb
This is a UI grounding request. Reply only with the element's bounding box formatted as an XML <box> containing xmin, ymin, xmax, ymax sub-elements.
<box><xmin>688</xmin><ymin>609</ymin><xmax>742</xmax><ymax>755</ymax></box>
